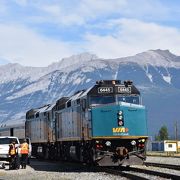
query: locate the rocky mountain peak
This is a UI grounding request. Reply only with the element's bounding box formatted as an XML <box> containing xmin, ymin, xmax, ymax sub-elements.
<box><xmin>49</xmin><ymin>52</ymin><xmax>98</xmax><ymax>70</ymax></box>
<box><xmin>119</xmin><ymin>49</ymin><xmax>180</xmax><ymax>68</ymax></box>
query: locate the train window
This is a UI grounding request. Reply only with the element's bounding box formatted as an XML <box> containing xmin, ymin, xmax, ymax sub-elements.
<box><xmin>90</xmin><ymin>96</ymin><xmax>115</xmax><ymax>105</ymax></box>
<box><xmin>76</xmin><ymin>99</ymin><xmax>80</xmax><ymax>104</ymax></box>
<box><xmin>28</xmin><ymin>115</ymin><xmax>34</xmax><ymax>119</ymax></box>
<box><xmin>118</xmin><ymin>96</ymin><xmax>140</xmax><ymax>104</ymax></box>
<box><xmin>118</xmin><ymin>97</ymin><xmax>126</xmax><ymax>102</ymax></box>
<box><xmin>57</xmin><ymin>104</ymin><xmax>66</xmax><ymax>110</ymax></box>
<box><xmin>82</xmin><ymin>99</ymin><xmax>86</xmax><ymax>110</ymax></box>
<box><xmin>67</xmin><ymin>100</ymin><xmax>71</xmax><ymax>107</ymax></box>
<box><xmin>36</xmin><ymin>113</ymin><xmax>39</xmax><ymax>118</ymax></box>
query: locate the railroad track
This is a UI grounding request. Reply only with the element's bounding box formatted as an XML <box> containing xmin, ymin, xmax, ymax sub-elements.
<box><xmin>126</xmin><ymin>166</ymin><xmax>180</xmax><ymax>180</ymax></box>
<box><xmin>100</xmin><ymin>167</ymin><xmax>149</xmax><ymax>180</ymax></box>
<box><xmin>145</xmin><ymin>162</ymin><xmax>180</xmax><ymax>170</ymax></box>
<box><xmin>99</xmin><ymin>165</ymin><xmax>180</xmax><ymax>180</ymax></box>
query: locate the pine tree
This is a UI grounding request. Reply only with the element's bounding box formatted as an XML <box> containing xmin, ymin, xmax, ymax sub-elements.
<box><xmin>159</xmin><ymin>125</ymin><xmax>168</xmax><ymax>140</ymax></box>
<box><xmin>155</xmin><ymin>134</ymin><xmax>160</xmax><ymax>141</ymax></box>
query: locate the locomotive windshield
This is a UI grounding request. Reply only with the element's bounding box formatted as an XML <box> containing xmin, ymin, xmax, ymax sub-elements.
<box><xmin>89</xmin><ymin>95</ymin><xmax>140</xmax><ymax>106</ymax></box>
<box><xmin>117</xmin><ymin>95</ymin><xmax>140</xmax><ymax>104</ymax></box>
<box><xmin>90</xmin><ymin>96</ymin><xmax>115</xmax><ymax>105</ymax></box>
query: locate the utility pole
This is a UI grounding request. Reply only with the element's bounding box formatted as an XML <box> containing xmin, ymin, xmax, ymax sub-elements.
<box><xmin>175</xmin><ymin>121</ymin><xmax>178</xmax><ymax>140</ymax></box>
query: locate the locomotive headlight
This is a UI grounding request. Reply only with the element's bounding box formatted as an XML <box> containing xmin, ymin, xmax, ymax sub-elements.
<box><xmin>105</xmin><ymin>141</ymin><xmax>111</xmax><ymax>146</ymax></box>
<box><xmin>117</xmin><ymin>110</ymin><xmax>124</xmax><ymax>126</ymax></box>
<box><xmin>118</xmin><ymin>120</ymin><xmax>123</xmax><ymax>126</ymax></box>
<box><xmin>141</xmin><ymin>139</ymin><xmax>145</xmax><ymax>142</ymax></box>
<box><xmin>118</xmin><ymin>111</ymin><xmax>123</xmax><ymax>115</ymax></box>
<box><xmin>131</xmin><ymin>140</ymin><xmax>136</xmax><ymax>146</ymax></box>
<box><xmin>118</xmin><ymin>115</ymin><xmax>123</xmax><ymax>120</ymax></box>
<box><xmin>138</xmin><ymin>139</ymin><xmax>145</xmax><ymax>142</ymax></box>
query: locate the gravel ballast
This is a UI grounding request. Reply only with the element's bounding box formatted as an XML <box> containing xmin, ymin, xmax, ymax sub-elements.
<box><xmin>0</xmin><ymin>156</ymin><xmax>179</xmax><ymax>180</ymax></box>
<box><xmin>0</xmin><ymin>159</ymin><xmax>127</xmax><ymax>180</ymax></box>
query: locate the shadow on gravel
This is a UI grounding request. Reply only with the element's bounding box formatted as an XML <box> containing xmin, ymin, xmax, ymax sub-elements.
<box><xmin>29</xmin><ymin>159</ymin><xmax>101</xmax><ymax>173</ymax></box>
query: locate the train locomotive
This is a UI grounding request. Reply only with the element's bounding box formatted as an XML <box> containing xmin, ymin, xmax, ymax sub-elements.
<box><xmin>25</xmin><ymin>80</ymin><xmax>148</xmax><ymax>166</ymax></box>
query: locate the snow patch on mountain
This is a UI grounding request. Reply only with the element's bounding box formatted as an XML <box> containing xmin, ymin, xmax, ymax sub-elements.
<box><xmin>162</xmin><ymin>75</ymin><xmax>171</xmax><ymax>84</ymax></box>
<box><xmin>6</xmin><ymin>76</ymin><xmax>50</xmax><ymax>100</ymax></box>
<box><xmin>73</xmin><ymin>77</ymin><xmax>85</xmax><ymax>85</ymax></box>
<box><xmin>0</xmin><ymin>63</ymin><xmax>47</xmax><ymax>83</ymax></box>
<box><xmin>114</xmin><ymin>71</ymin><xmax>118</xmax><ymax>79</ymax></box>
<box><xmin>160</xmin><ymin>67</ymin><xmax>171</xmax><ymax>84</ymax></box>
<box><xmin>143</xmin><ymin>65</ymin><xmax>153</xmax><ymax>82</ymax></box>
<box><xmin>86</xmin><ymin>79</ymin><xmax>91</xmax><ymax>83</ymax></box>
<box><xmin>82</xmin><ymin>66</ymin><xmax>95</xmax><ymax>73</ymax></box>
<box><xmin>147</xmin><ymin>73</ymin><xmax>153</xmax><ymax>82</ymax></box>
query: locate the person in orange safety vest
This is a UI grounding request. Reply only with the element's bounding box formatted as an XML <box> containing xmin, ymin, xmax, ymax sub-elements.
<box><xmin>9</xmin><ymin>141</ymin><xmax>18</xmax><ymax>170</ymax></box>
<box><xmin>20</xmin><ymin>139</ymin><xmax>29</xmax><ymax>169</ymax></box>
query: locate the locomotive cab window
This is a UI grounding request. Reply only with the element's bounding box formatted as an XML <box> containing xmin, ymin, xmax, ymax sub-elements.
<box><xmin>90</xmin><ymin>96</ymin><xmax>115</xmax><ymax>105</ymax></box>
<box><xmin>117</xmin><ymin>95</ymin><xmax>140</xmax><ymax>104</ymax></box>
<box><xmin>36</xmin><ymin>113</ymin><xmax>39</xmax><ymax>118</ymax></box>
<box><xmin>67</xmin><ymin>100</ymin><xmax>71</xmax><ymax>107</ymax></box>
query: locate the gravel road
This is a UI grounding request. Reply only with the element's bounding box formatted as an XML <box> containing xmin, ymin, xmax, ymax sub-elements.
<box><xmin>0</xmin><ymin>159</ymin><xmax>127</xmax><ymax>180</ymax></box>
<box><xmin>0</xmin><ymin>156</ymin><xmax>179</xmax><ymax>180</ymax></box>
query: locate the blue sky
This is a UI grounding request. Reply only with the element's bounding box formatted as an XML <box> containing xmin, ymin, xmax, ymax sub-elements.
<box><xmin>0</xmin><ymin>0</ymin><xmax>180</xmax><ymax>66</ymax></box>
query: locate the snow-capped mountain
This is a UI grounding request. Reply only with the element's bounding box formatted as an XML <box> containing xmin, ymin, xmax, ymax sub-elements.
<box><xmin>119</xmin><ymin>49</ymin><xmax>180</xmax><ymax>68</ymax></box>
<box><xmin>0</xmin><ymin>50</ymin><xmax>180</xmax><ymax>138</ymax></box>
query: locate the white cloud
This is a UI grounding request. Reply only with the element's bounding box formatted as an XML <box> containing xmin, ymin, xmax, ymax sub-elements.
<box><xmin>0</xmin><ymin>24</ymin><xmax>77</xmax><ymax>66</ymax></box>
<box><xmin>7</xmin><ymin>0</ymin><xmax>180</xmax><ymax>28</ymax></box>
<box><xmin>31</xmin><ymin>4</ymin><xmax>85</xmax><ymax>26</ymax></box>
<box><xmin>0</xmin><ymin>1</ymin><xmax>180</xmax><ymax>67</ymax></box>
<box><xmin>26</xmin><ymin>0</ymin><xmax>127</xmax><ymax>26</ymax></box>
<box><xmin>78</xmin><ymin>0</ymin><xmax>127</xmax><ymax>18</ymax></box>
<box><xmin>1</xmin><ymin>19</ymin><xmax>180</xmax><ymax>67</ymax></box>
<box><xmin>83</xmin><ymin>19</ymin><xmax>180</xmax><ymax>58</ymax></box>
<box><xmin>18</xmin><ymin>0</ymin><xmax>175</xmax><ymax>27</ymax></box>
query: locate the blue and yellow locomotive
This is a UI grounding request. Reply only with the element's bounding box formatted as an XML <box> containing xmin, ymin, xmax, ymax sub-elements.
<box><xmin>88</xmin><ymin>80</ymin><xmax>147</xmax><ymax>165</ymax></box>
<box><xmin>26</xmin><ymin>80</ymin><xmax>148</xmax><ymax>166</ymax></box>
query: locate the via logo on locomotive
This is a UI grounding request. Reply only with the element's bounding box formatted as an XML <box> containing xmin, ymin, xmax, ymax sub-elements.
<box><xmin>112</xmin><ymin>127</ymin><xmax>129</xmax><ymax>134</ymax></box>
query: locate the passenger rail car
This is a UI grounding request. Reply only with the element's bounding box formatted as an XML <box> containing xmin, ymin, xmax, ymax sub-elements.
<box><xmin>0</xmin><ymin>124</ymin><xmax>25</xmax><ymax>139</ymax></box>
<box><xmin>25</xmin><ymin>80</ymin><xmax>148</xmax><ymax>166</ymax></box>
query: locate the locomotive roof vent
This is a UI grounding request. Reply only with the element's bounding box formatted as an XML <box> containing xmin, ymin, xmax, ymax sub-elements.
<box><xmin>96</xmin><ymin>80</ymin><xmax>121</xmax><ymax>85</ymax></box>
<box><xmin>124</xmin><ymin>80</ymin><xmax>133</xmax><ymax>87</ymax></box>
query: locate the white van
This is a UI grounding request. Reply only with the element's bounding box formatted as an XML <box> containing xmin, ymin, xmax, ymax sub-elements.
<box><xmin>0</xmin><ymin>136</ymin><xmax>20</xmax><ymax>161</ymax></box>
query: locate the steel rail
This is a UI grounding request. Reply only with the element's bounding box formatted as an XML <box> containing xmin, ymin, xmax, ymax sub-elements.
<box><xmin>145</xmin><ymin>162</ymin><xmax>180</xmax><ymax>170</ymax></box>
<box><xmin>97</xmin><ymin>165</ymin><xmax>180</xmax><ymax>180</ymax></box>
<box><xmin>97</xmin><ymin>167</ymin><xmax>150</xmax><ymax>180</ymax></box>
<box><xmin>126</xmin><ymin>166</ymin><xmax>180</xmax><ymax>180</ymax></box>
